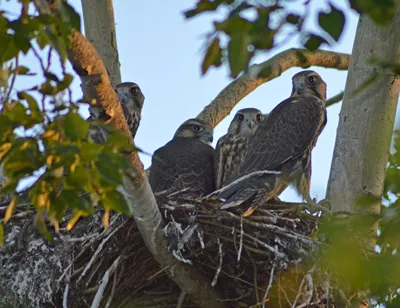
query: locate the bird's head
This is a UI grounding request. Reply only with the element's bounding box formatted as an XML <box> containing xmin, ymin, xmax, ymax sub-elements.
<box><xmin>174</xmin><ymin>118</ymin><xmax>214</xmax><ymax>144</ymax></box>
<box><xmin>228</xmin><ymin>108</ymin><xmax>264</xmax><ymax>136</ymax></box>
<box><xmin>291</xmin><ymin>70</ymin><xmax>327</xmax><ymax>100</ymax></box>
<box><xmin>115</xmin><ymin>82</ymin><xmax>145</xmax><ymax>113</ymax></box>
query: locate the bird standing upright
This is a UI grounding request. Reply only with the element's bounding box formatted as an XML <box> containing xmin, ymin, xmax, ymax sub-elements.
<box><xmin>214</xmin><ymin>108</ymin><xmax>264</xmax><ymax>189</ymax></box>
<box><xmin>149</xmin><ymin>118</ymin><xmax>215</xmax><ymax>196</ymax></box>
<box><xmin>218</xmin><ymin>70</ymin><xmax>327</xmax><ymax>207</ymax></box>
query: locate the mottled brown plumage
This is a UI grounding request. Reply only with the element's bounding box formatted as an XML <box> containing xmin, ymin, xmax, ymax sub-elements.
<box><xmin>149</xmin><ymin>118</ymin><xmax>215</xmax><ymax>195</ymax></box>
<box><xmin>89</xmin><ymin>82</ymin><xmax>145</xmax><ymax>144</ymax></box>
<box><xmin>116</xmin><ymin>82</ymin><xmax>145</xmax><ymax>138</ymax></box>
<box><xmin>215</xmin><ymin>108</ymin><xmax>264</xmax><ymax>189</ymax></box>
<box><xmin>218</xmin><ymin>70</ymin><xmax>327</xmax><ymax>206</ymax></box>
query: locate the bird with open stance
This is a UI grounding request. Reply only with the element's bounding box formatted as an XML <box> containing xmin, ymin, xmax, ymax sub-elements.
<box><xmin>149</xmin><ymin>118</ymin><xmax>215</xmax><ymax>196</ymax></box>
<box><xmin>215</xmin><ymin>108</ymin><xmax>265</xmax><ymax>190</ymax></box>
<box><xmin>217</xmin><ymin>70</ymin><xmax>327</xmax><ymax>210</ymax></box>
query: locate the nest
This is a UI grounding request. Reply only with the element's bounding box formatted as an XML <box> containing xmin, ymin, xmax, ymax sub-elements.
<box><xmin>1</xmin><ymin>191</ymin><xmax>332</xmax><ymax>308</ymax></box>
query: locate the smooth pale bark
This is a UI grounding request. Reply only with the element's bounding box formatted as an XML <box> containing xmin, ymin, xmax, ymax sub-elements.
<box><xmin>81</xmin><ymin>0</ymin><xmax>121</xmax><ymax>86</ymax></box>
<box><xmin>327</xmin><ymin>7</ymin><xmax>400</xmax><ymax>213</ymax></box>
<box><xmin>197</xmin><ymin>48</ymin><xmax>350</xmax><ymax>128</ymax></box>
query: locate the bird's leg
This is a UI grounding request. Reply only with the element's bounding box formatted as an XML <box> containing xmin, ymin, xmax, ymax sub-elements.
<box><xmin>302</xmin><ymin>196</ymin><xmax>332</xmax><ymax>213</ymax></box>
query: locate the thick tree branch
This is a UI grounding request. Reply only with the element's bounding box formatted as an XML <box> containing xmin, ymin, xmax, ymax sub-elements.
<box><xmin>327</xmin><ymin>5</ymin><xmax>400</xmax><ymax>214</ymax></box>
<box><xmin>32</xmin><ymin>1</ymin><xmax>225</xmax><ymax>307</ymax></box>
<box><xmin>197</xmin><ymin>48</ymin><xmax>350</xmax><ymax>128</ymax></box>
<box><xmin>81</xmin><ymin>0</ymin><xmax>121</xmax><ymax>87</ymax></box>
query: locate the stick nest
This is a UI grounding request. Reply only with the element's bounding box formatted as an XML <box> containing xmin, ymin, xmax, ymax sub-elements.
<box><xmin>1</xmin><ymin>192</ymin><xmax>328</xmax><ymax>307</ymax></box>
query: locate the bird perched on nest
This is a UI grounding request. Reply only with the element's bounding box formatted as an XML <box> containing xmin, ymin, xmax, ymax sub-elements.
<box><xmin>89</xmin><ymin>82</ymin><xmax>145</xmax><ymax>144</ymax></box>
<box><xmin>214</xmin><ymin>108</ymin><xmax>265</xmax><ymax>190</ymax></box>
<box><xmin>218</xmin><ymin>70</ymin><xmax>327</xmax><ymax>208</ymax></box>
<box><xmin>149</xmin><ymin>118</ymin><xmax>215</xmax><ymax>196</ymax></box>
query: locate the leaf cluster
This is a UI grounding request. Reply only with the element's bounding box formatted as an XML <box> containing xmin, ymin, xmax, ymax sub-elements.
<box><xmin>184</xmin><ymin>0</ymin><xmax>395</xmax><ymax>78</ymax></box>
<box><xmin>0</xmin><ymin>0</ymin><xmax>132</xmax><ymax>243</ymax></box>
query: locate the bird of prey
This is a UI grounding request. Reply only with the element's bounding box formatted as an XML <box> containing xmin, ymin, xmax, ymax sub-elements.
<box><xmin>218</xmin><ymin>70</ymin><xmax>327</xmax><ymax>207</ymax></box>
<box><xmin>89</xmin><ymin>82</ymin><xmax>145</xmax><ymax>144</ymax></box>
<box><xmin>214</xmin><ymin>108</ymin><xmax>264</xmax><ymax>189</ymax></box>
<box><xmin>149</xmin><ymin>118</ymin><xmax>215</xmax><ymax>196</ymax></box>
<box><xmin>116</xmin><ymin>82</ymin><xmax>145</xmax><ymax>139</ymax></box>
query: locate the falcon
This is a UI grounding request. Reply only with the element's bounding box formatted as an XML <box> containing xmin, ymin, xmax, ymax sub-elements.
<box><xmin>218</xmin><ymin>70</ymin><xmax>327</xmax><ymax>207</ymax></box>
<box><xmin>149</xmin><ymin>118</ymin><xmax>215</xmax><ymax>196</ymax></box>
<box><xmin>214</xmin><ymin>108</ymin><xmax>264</xmax><ymax>189</ymax></box>
<box><xmin>89</xmin><ymin>82</ymin><xmax>145</xmax><ymax>144</ymax></box>
<box><xmin>116</xmin><ymin>82</ymin><xmax>145</xmax><ymax>138</ymax></box>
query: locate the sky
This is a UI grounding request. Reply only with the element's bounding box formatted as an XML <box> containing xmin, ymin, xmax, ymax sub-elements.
<box><xmin>2</xmin><ymin>0</ymin><xmax>398</xmax><ymax>202</ymax></box>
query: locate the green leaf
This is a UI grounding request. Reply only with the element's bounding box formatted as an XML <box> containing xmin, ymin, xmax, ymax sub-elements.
<box><xmin>58</xmin><ymin>190</ymin><xmax>92</xmax><ymax>214</ymax></box>
<box><xmin>349</xmin><ymin>0</ymin><xmax>395</xmax><ymax>26</ymax></box>
<box><xmin>60</xmin><ymin>1</ymin><xmax>81</xmax><ymax>31</ymax></box>
<box><xmin>286</xmin><ymin>13</ymin><xmax>301</xmax><ymax>25</ymax></box>
<box><xmin>201</xmin><ymin>37</ymin><xmax>222</xmax><ymax>75</ymax></box>
<box><xmin>303</xmin><ymin>34</ymin><xmax>329</xmax><ymax>51</ymax></box>
<box><xmin>64</xmin><ymin>112</ymin><xmax>89</xmax><ymax>141</ymax></box>
<box><xmin>100</xmin><ymin>190</ymin><xmax>131</xmax><ymax>214</ymax></box>
<box><xmin>318</xmin><ymin>4</ymin><xmax>345</xmax><ymax>41</ymax></box>
<box><xmin>57</xmin><ymin>73</ymin><xmax>73</xmax><ymax>92</ymax></box>
<box><xmin>66</xmin><ymin>165</ymin><xmax>90</xmax><ymax>190</ymax></box>
<box><xmin>184</xmin><ymin>0</ymin><xmax>232</xmax><ymax>19</ymax></box>
<box><xmin>228</xmin><ymin>32</ymin><xmax>250</xmax><ymax>78</ymax></box>
<box><xmin>34</xmin><ymin>211</ymin><xmax>53</xmax><ymax>242</ymax></box>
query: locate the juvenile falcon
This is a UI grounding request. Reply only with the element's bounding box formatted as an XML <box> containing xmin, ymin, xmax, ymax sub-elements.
<box><xmin>89</xmin><ymin>82</ymin><xmax>145</xmax><ymax>144</ymax></box>
<box><xmin>116</xmin><ymin>82</ymin><xmax>145</xmax><ymax>138</ymax></box>
<box><xmin>219</xmin><ymin>70</ymin><xmax>327</xmax><ymax>207</ymax></box>
<box><xmin>214</xmin><ymin>108</ymin><xmax>264</xmax><ymax>189</ymax></box>
<box><xmin>149</xmin><ymin>118</ymin><xmax>215</xmax><ymax>196</ymax></box>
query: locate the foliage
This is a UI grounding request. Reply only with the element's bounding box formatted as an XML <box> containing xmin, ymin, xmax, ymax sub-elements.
<box><xmin>313</xmin><ymin>131</ymin><xmax>400</xmax><ymax>306</ymax></box>
<box><xmin>0</xmin><ymin>0</ymin><xmax>132</xmax><ymax>244</ymax></box>
<box><xmin>185</xmin><ymin>0</ymin><xmax>396</xmax><ymax>77</ymax></box>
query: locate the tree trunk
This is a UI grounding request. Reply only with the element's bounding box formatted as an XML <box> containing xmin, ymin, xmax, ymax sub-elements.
<box><xmin>81</xmin><ymin>0</ymin><xmax>121</xmax><ymax>86</ymax></box>
<box><xmin>327</xmin><ymin>5</ymin><xmax>400</xmax><ymax>214</ymax></box>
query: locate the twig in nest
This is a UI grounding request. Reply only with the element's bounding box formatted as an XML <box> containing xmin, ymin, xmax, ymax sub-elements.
<box><xmin>90</xmin><ymin>256</ymin><xmax>120</xmax><ymax>308</ymax></box>
<box><xmin>176</xmin><ymin>291</ymin><xmax>187</xmax><ymax>308</ymax></box>
<box><xmin>237</xmin><ymin>216</ymin><xmax>244</xmax><ymax>263</ymax></box>
<box><xmin>206</xmin><ymin>170</ymin><xmax>281</xmax><ymax>198</ymax></box>
<box><xmin>262</xmin><ymin>263</ymin><xmax>276</xmax><ymax>308</ymax></box>
<box><xmin>77</xmin><ymin>220</ymin><xmax>125</xmax><ymax>283</ymax></box>
<box><xmin>291</xmin><ymin>266</ymin><xmax>315</xmax><ymax>308</ymax></box>
<box><xmin>104</xmin><ymin>266</ymin><xmax>119</xmax><ymax>308</ymax></box>
<box><xmin>63</xmin><ymin>283</ymin><xmax>69</xmax><ymax>308</ymax></box>
<box><xmin>211</xmin><ymin>237</ymin><xmax>223</xmax><ymax>287</ymax></box>
<box><xmin>62</xmin><ymin>264</ymin><xmax>72</xmax><ymax>308</ymax></box>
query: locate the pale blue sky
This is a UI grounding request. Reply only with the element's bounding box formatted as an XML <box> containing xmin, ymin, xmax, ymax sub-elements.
<box><xmin>2</xmin><ymin>1</ymin><xmax>398</xmax><ymax>202</ymax></box>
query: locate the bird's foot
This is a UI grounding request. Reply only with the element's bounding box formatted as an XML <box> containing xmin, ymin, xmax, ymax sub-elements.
<box><xmin>302</xmin><ymin>197</ymin><xmax>332</xmax><ymax>213</ymax></box>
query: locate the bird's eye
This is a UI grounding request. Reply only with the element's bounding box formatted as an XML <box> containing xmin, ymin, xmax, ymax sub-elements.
<box><xmin>256</xmin><ymin>114</ymin><xmax>262</xmax><ymax>122</ymax></box>
<box><xmin>307</xmin><ymin>76</ymin><xmax>316</xmax><ymax>84</ymax></box>
<box><xmin>130</xmin><ymin>87</ymin><xmax>138</xmax><ymax>95</ymax></box>
<box><xmin>192</xmin><ymin>124</ymin><xmax>203</xmax><ymax>132</ymax></box>
<box><xmin>237</xmin><ymin>114</ymin><xmax>244</xmax><ymax>121</ymax></box>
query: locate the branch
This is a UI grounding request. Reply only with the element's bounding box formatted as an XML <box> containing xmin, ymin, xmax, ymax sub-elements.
<box><xmin>197</xmin><ymin>48</ymin><xmax>350</xmax><ymax>128</ymax></box>
<box><xmin>33</xmin><ymin>2</ymin><xmax>225</xmax><ymax>307</ymax></box>
<box><xmin>326</xmin><ymin>91</ymin><xmax>344</xmax><ymax>107</ymax></box>
<box><xmin>81</xmin><ymin>0</ymin><xmax>121</xmax><ymax>87</ymax></box>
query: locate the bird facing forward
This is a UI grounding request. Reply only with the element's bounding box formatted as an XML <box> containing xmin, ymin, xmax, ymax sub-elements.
<box><xmin>218</xmin><ymin>70</ymin><xmax>327</xmax><ymax>207</ymax></box>
<box><xmin>215</xmin><ymin>108</ymin><xmax>264</xmax><ymax>189</ymax></box>
<box><xmin>116</xmin><ymin>82</ymin><xmax>145</xmax><ymax>139</ymax></box>
<box><xmin>149</xmin><ymin>118</ymin><xmax>215</xmax><ymax>196</ymax></box>
<box><xmin>88</xmin><ymin>81</ymin><xmax>145</xmax><ymax>144</ymax></box>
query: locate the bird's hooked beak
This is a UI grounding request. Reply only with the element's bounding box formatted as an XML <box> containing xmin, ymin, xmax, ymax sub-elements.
<box><xmin>203</xmin><ymin>132</ymin><xmax>213</xmax><ymax>144</ymax></box>
<box><xmin>293</xmin><ymin>79</ymin><xmax>304</xmax><ymax>91</ymax></box>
